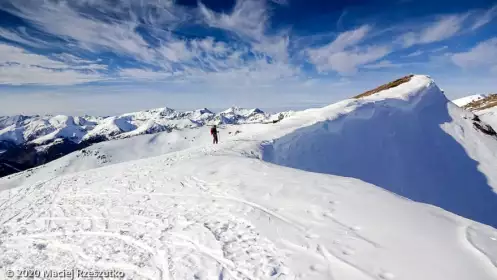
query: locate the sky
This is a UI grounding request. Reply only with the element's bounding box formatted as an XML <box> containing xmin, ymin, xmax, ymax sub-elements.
<box><xmin>0</xmin><ymin>0</ymin><xmax>496</xmax><ymax>116</ymax></box>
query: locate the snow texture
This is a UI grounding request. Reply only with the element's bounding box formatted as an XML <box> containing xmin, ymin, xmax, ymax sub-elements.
<box><xmin>452</xmin><ymin>94</ymin><xmax>488</xmax><ymax>107</ymax></box>
<box><xmin>1</xmin><ymin>75</ymin><xmax>497</xmax><ymax>279</ymax></box>
<box><xmin>453</xmin><ymin>94</ymin><xmax>497</xmax><ymax>129</ymax></box>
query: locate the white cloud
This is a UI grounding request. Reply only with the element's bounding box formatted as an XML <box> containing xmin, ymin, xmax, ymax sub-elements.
<box><xmin>0</xmin><ymin>27</ymin><xmax>50</xmax><ymax>49</ymax></box>
<box><xmin>405</xmin><ymin>50</ymin><xmax>424</xmax><ymax>57</ymax></box>
<box><xmin>199</xmin><ymin>0</ymin><xmax>268</xmax><ymax>42</ymax></box>
<box><xmin>325</xmin><ymin>25</ymin><xmax>371</xmax><ymax>52</ymax></box>
<box><xmin>420</xmin><ymin>15</ymin><xmax>467</xmax><ymax>43</ymax></box>
<box><xmin>397</xmin><ymin>5</ymin><xmax>497</xmax><ymax>48</ymax></box>
<box><xmin>307</xmin><ymin>26</ymin><xmax>390</xmax><ymax>75</ymax></box>
<box><xmin>119</xmin><ymin>68</ymin><xmax>173</xmax><ymax>80</ymax></box>
<box><xmin>471</xmin><ymin>4</ymin><xmax>497</xmax><ymax>30</ymax></box>
<box><xmin>0</xmin><ymin>44</ymin><xmax>67</xmax><ymax>68</ymax></box>
<box><xmin>0</xmin><ymin>43</ymin><xmax>106</xmax><ymax>85</ymax></box>
<box><xmin>1</xmin><ymin>1</ymin><xmax>160</xmax><ymax>64</ymax></box>
<box><xmin>399</xmin><ymin>14</ymin><xmax>467</xmax><ymax>47</ymax></box>
<box><xmin>451</xmin><ymin>38</ymin><xmax>497</xmax><ymax>70</ymax></box>
<box><xmin>323</xmin><ymin>46</ymin><xmax>391</xmax><ymax>74</ymax></box>
<box><xmin>363</xmin><ymin>60</ymin><xmax>403</xmax><ymax>69</ymax></box>
<box><xmin>199</xmin><ymin>0</ymin><xmax>290</xmax><ymax>62</ymax></box>
<box><xmin>0</xmin><ymin>0</ymin><xmax>298</xmax><ymax>86</ymax></box>
<box><xmin>431</xmin><ymin>45</ymin><xmax>448</xmax><ymax>53</ymax></box>
<box><xmin>0</xmin><ymin>0</ymin><xmax>494</xmax><ymax>89</ymax></box>
<box><xmin>0</xmin><ymin>64</ymin><xmax>105</xmax><ymax>85</ymax></box>
<box><xmin>270</xmin><ymin>0</ymin><xmax>289</xmax><ymax>5</ymax></box>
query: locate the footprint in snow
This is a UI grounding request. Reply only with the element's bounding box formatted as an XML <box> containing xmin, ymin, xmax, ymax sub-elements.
<box><xmin>341</xmin><ymin>247</ymin><xmax>355</xmax><ymax>256</ymax></box>
<box><xmin>309</xmin><ymin>264</ymin><xmax>326</xmax><ymax>272</ymax></box>
<box><xmin>305</xmin><ymin>233</ymin><xmax>319</xmax><ymax>239</ymax></box>
<box><xmin>322</xmin><ymin>211</ymin><xmax>334</xmax><ymax>218</ymax></box>
<box><xmin>379</xmin><ymin>271</ymin><xmax>395</xmax><ymax>279</ymax></box>
<box><xmin>352</xmin><ymin>225</ymin><xmax>361</xmax><ymax>231</ymax></box>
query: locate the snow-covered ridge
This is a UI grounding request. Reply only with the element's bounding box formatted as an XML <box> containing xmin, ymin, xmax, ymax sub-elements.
<box><xmin>0</xmin><ymin>107</ymin><xmax>291</xmax><ymax>146</ymax></box>
<box><xmin>453</xmin><ymin>94</ymin><xmax>497</xmax><ymax>131</ymax></box>
<box><xmin>260</xmin><ymin>75</ymin><xmax>497</xmax><ymax>227</ymax></box>
<box><xmin>452</xmin><ymin>94</ymin><xmax>489</xmax><ymax>107</ymax></box>
<box><xmin>1</xmin><ymin>75</ymin><xmax>497</xmax><ymax>279</ymax></box>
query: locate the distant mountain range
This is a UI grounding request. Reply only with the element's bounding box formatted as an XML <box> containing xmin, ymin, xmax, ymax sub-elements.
<box><xmin>0</xmin><ymin>107</ymin><xmax>293</xmax><ymax>177</ymax></box>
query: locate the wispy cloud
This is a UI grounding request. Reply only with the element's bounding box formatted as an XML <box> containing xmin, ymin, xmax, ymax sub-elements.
<box><xmin>451</xmin><ymin>38</ymin><xmax>497</xmax><ymax>71</ymax></box>
<box><xmin>199</xmin><ymin>0</ymin><xmax>290</xmax><ymax>62</ymax></box>
<box><xmin>405</xmin><ymin>50</ymin><xmax>424</xmax><ymax>57</ymax></box>
<box><xmin>0</xmin><ymin>43</ymin><xmax>106</xmax><ymax>85</ymax></box>
<box><xmin>306</xmin><ymin>25</ymin><xmax>391</xmax><ymax>74</ymax></box>
<box><xmin>0</xmin><ymin>27</ymin><xmax>51</xmax><ymax>49</ymax></box>
<box><xmin>431</xmin><ymin>45</ymin><xmax>448</xmax><ymax>53</ymax></box>
<box><xmin>397</xmin><ymin>5</ymin><xmax>497</xmax><ymax>48</ymax></box>
<box><xmin>0</xmin><ymin>0</ymin><xmax>299</xmax><ymax>86</ymax></box>
<box><xmin>471</xmin><ymin>4</ymin><xmax>497</xmax><ymax>30</ymax></box>
<box><xmin>199</xmin><ymin>0</ymin><xmax>269</xmax><ymax>42</ymax></box>
<box><xmin>399</xmin><ymin>14</ymin><xmax>468</xmax><ymax>47</ymax></box>
<box><xmin>363</xmin><ymin>60</ymin><xmax>403</xmax><ymax>69</ymax></box>
<box><xmin>0</xmin><ymin>0</ymin><xmax>495</xmax><ymax>89</ymax></box>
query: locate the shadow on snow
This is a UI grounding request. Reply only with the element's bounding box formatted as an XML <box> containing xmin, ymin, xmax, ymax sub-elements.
<box><xmin>262</xmin><ymin>93</ymin><xmax>497</xmax><ymax>228</ymax></box>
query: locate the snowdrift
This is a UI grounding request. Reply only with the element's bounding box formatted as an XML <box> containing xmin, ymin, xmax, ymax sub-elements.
<box><xmin>1</xmin><ymin>149</ymin><xmax>497</xmax><ymax>280</ymax></box>
<box><xmin>262</xmin><ymin>75</ymin><xmax>497</xmax><ymax>228</ymax></box>
<box><xmin>1</xmin><ymin>75</ymin><xmax>497</xmax><ymax>279</ymax></box>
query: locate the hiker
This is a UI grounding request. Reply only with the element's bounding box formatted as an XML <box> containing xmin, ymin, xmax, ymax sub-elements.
<box><xmin>210</xmin><ymin>125</ymin><xmax>219</xmax><ymax>144</ymax></box>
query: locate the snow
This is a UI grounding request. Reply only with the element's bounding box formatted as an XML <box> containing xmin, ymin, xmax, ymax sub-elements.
<box><xmin>452</xmin><ymin>94</ymin><xmax>488</xmax><ymax>107</ymax></box>
<box><xmin>478</xmin><ymin>107</ymin><xmax>497</xmax><ymax>129</ymax></box>
<box><xmin>452</xmin><ymin>94</ymin><xmax>497</xmax><ymax>129</ymax></box>
<box><xmin>1</xmin><ymin>150</ymin><xmax>497</xmax><ymax>279</ymax></box>
<box><xmin>0</xmin><ymin>126</ymin><xmax>243</xmax><ymax>190</ymax></box>
<box><xmin>0</xmin><ymin>107</ymin><xmax>284</xmax><ymax>148</ymax></box>
<box><xmin>31</xmin><ymin>125</ymin><xmax>87</xmax><ymax>145</ymax></box>
<box><xmin>0</xmin><ymin>115</ymin><xmax>28</xmax><ymax>129</ymax></box>
<box><xmin>262</xmin><ymin>75</ymin><xmax>497</xmax><ymax>227</ymax></box>
<box><xmin>0</xmin><ymin>125</ymin><xmax>25</xmax><ymax>145</ymax></box>
<box><xmin>1</xmin><ymin>75</ymin><xmax>497</xmax><ymax>279</ymax></box>
<box><xmin>48</xmin><ymin>115</ymin><xmax>76</xmax><ymax>127</ymax></box>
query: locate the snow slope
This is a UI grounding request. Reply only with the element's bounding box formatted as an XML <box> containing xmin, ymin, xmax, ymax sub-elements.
<box><xmin>0</xmin><ymin>125</ymin><xmax>245</xmax><ymax>190</ymax></box>
<box><xmin>453</xmin><ymin>94</ymin><xmax>497</xmax><ymax>129</ymax></box>
<box><xmin>1</xmin><ymin>75</ymin><xmax>497</xmax><ymax>279</ymax></box>
<box><xmin>1</xmin><ymin>153</ymin><xmax>497</xmax><ymax>280</ymax></box>
<box><xmin>478</xmin><ymin>107</ymin><xmax>497</xmax><ymax>129</ymax></box>
<box><xmin>263</xmin><ymin>75</ymin><xmax>497</xmax><ymax>228</ymax></box>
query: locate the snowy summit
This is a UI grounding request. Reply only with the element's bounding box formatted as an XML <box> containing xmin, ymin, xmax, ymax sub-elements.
<box><xmin>1</xmin><ymin>75</ymin><xmax>497</xmax><ymax>280</ymax></box>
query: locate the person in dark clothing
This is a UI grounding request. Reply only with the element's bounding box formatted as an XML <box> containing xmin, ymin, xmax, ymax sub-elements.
<box><xmin>210</xmin><ymin>125</ymin><xmax>219</xmax><ymax>144</ymax></box>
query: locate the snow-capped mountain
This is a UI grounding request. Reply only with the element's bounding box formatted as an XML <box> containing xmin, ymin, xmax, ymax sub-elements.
<box><xmin>0</xmin><ymin>107</ymin><xmax>292</xmax><ymax>177</ymax></box>
<box><xmin>453</xmin><ymin>94</ymin><xmax>497</xmax><ymax>129</ymax></box>
<box><xmin>1</xmin><ymin>75</ymin><xmax>497</xmax><ymax>280</ymax></box>
<box><xmin>0</xmin><ymin>107</ymin><xmax>286</xmax><ymax>146</ymax></box>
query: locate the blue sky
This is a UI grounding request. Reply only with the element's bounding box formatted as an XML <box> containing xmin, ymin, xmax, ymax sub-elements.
<box><xmin>0</xmin><ymin>0</ymin><xmax>496</xmax><ymax>115</ymax></box>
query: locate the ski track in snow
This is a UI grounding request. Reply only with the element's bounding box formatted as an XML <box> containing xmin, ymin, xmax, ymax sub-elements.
<box><xmin>1</xmin><ymin>76</ymin><xmax>497</xmax><ymax>279</ymax></box>
<box><xmin>0</xmin><ymin>170</ymin><xmax>292</xmax><ymax>279</ymax></box>
<box><xmin>0</xmin><ymin>155</ymin><xmax>392</xmax><ymax>280</ymax></box>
